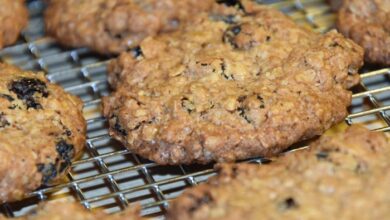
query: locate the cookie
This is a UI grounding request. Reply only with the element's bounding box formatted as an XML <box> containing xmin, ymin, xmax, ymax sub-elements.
<box><xmin>0</xmin><ymin>201</ymin><xmax>145</xmax><ymax>220</ymax></box>
<box><xmin>336</xmin><ymin>0</ymin><xmax>390</xmax><ymax>65</ymax></box>
<box><xmin>102</xmin><ymin>3</ymin><xmax>364</xmax><ymax>165</ymax></box>
<box><xmin>167</xmin><ymin>125</ymin><xmax>390</xmax><ymax>220</ymax></box>
<box><xmin>0</xmin><ymin>63</ymin><xmax>86</xmax><ymax>202</ymax></box>
<box><xmin>44</xmin><ymin>0</ymin><xmax>216</xmax><ymax>54</ymax></box>
<box><xmin>0</xmin><ymin>0</ymin><xmax>28</xmax><ymax>49</ymax></box>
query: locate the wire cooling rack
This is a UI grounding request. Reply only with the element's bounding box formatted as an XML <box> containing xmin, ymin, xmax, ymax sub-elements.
<box><xmin>0</xmin><ymin>0</ymin><xmax>389</xmax><ymax>218</ymax></box>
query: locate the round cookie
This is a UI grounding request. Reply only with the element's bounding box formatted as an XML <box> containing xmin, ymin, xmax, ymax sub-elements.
<box><xmin>0</xmin><ymin>201</ymin><xmax>145</xmax><ymax>220</ymax></box>
<box><xmin>167</xmin><ymin>125</ymin><xmax>390</xmax><ymax>220</ymax></box>
<box><xmin>44</xmin><ymin>0</ymin><xmax>216</xmax><ymax>54</ymax></box>
<box><xmin>103</xmin><ymin>4</ymin><xmax>363</xmax><ymax>165</ymax></box>
<box><xmin>0</xmin><ymin>0</ymin><xmax>28</xmax><ymax>49</ymax></box>
<box><xmin>337</xmin><ymin>0</ymin><xmax>390</xmax><ymax>65</ymax></box>
<box><xmin>0</xmin><ymin>63</ymin><xmax>86</xmax><ymax>203</ymax></box>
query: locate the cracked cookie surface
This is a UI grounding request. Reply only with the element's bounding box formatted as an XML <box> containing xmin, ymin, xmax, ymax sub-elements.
<box><xmin>0</xmin><ymin>0</ymin><xmax>28</xmax><ymax>49</ymax></box>
<box><xmin>0</xmin><ymin>63</ymin><xmax>86</xmax><ymax>202</ymax></box>
<box><xmin>44</xmin><ymin>0</ymin><xmax>216</xmax><ymax>54</ymax></box>
<box><xmin>168</xmin><ymin>125</ymin><xmax>390</xmax><ymax>220</ymax></box>
<box><xmin>103</xmin><ymin>3</ymin><xmax>363</xmax><ymax>164</ymax></box>
<box><xmin>336</xmin><ymin>0</ymin><xmax>390</xmax><ymax>65</ymax></box>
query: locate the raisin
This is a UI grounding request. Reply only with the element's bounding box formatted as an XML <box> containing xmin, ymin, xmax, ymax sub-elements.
<box><xmin>8</xmin><ymin>104</ymin><xmax>19</xmax><ymax>110</ymax></box>
<box><xmin>223</xmin><ymin>14</ymin><xmax>237</xmax><ymax>24</ymax></box>
<box><xmin>237</xmin><ymin>95</ymin><xmax>247</xmax><ymax>103</ymax></box>
<box><xmin>236</xmin><ymin>96</ymin><xmax>252</xmax><ymax>122</ymax></box>
<box><xmin>256</xmin><ymin>95</ymin><xmax>265</xmax><ymax>108</ymax></box>
<box><xmin>216</xmin><ymin>0</ymin><xmax>244</xmax><ymax>10</ymax></box>
<box><xmin>0</xmin><ymin>93</ymin><xmax>14</xmax><ymax>102</ymax></box>
<box><xmin>329</xmin><ymin>41</ymin><xmax>342</xmax><ymax>48</ymax></box>
<box><xmin>132</xmin><ymin>122</ymin><xmax>142</xmax><ymax>131</ymax></box>
<box><xmin>113</xmin><ymin>33</ymin><xmax>123</xmax><ymax>39</ymax></box>
<box><xmin>59</xmin><ymin>120</ymin><xmax>72</xmax><ymax>137</ymax></box>
<box><xmin>220</xmin><ymin>60</ymin><xmax>234</xmax><ymax>80</ymax></box>
<box><xmin>0</xmin><ymin>112</ymin><xmax>10</xmax><ymax>128</ymax></box>
<box><xmin>129</xmin><ymin>119</ymin><xmax>153</xmax><ymax>131</ymax></box>
<box><xmin>279</xmin><ymin>197</ymin><xmax>299</xmax><ymax>211</ymax></box>
<box><xmin>56</xmin><ymin>140</ymin><xmax>75</xmax><ymax>162</ymax></box>
<box><xmin>131</xmin><ymin>46</ymin><xmax>143</xmax><ymax>58</ymax></box>
<box><xmin>237</xmin><ymin>107</ymin><xmax>251</xmax><ymax>123</ymax></box>
<box><xmin>64</xmin><ymin>129</ymin><xmax>72</xmax><ymax>137</ymax></box>
<box><xmin>223</xmin><ymin>25</ymin><xmax>241</xmax><ymax>48</ymax></box>
<box><xmin>316</xmin><ymin>151</ymin><xmax>329</xmax><ymax>160</ymax></box>
<box><xmin>111</xmin><ymin>115</ymin><xmax>128</xmax><ymax>136</ymax></box>
<box><xmin>284</xmin><ymin>197</ymin><xmax>298</xmax><ymax>209</ymax></box>
<box><xmin>9</xmin><ymin>78</ymin><xmax>49</xmax><ymax>109</ymax></box>
<box><xmin>181</xmin><ymin>97</ymin><xmax>195</xmax><ymax>113</ymax></box>
<box><xmin>316</xmin><ymin>148</ymin><xmax>341</xmax><ymax>161</ymax></box>
<box><xmin>36</xmin><ymin>141</ymin><xmax>75</xmax><ymax>185</ymax></box>
<box><xmin>37</xmin><ymin>163</ymin><xmax>57</xmax><ymax>185</ymax></box>
<box><xmin>231</xmin><ymin>26</ymin><xmax>241</xmax><ymax>35</ymax></box>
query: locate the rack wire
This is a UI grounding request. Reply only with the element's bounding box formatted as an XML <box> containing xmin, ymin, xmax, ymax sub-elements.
<box><xmin>0</xmin><ymin>0</ymin><xmax>389</xmax><ymax>218</ymax></box>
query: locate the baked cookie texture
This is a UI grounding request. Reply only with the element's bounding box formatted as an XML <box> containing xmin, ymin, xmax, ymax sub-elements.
<box><xmin>167</xmin><ymin>125</ymin><xmax>390</xmax><ymax>220</ymax></box>
<box><xmin>44</xmin><ymin>0</ymin><xmax>216</xmax><ymax>54</ymax></box>
<box><xmin>0</xmin><ymin>201</ymin><xmax>145</xmax><ymax>220</ymax></box>
<box><xmin>337</xmin><ymin>0</ymin><xmax>390</xmax><ymax>65</ymax></box>
<box><xmin>0</xmin><ymin>63</ymin><xmax>86</xmax><ymax>202</ymax></box>
<box><xmin>103</xmin><ymin>2</ymin><xmax>364</xmax><ymax>165</ymax></box>
<box><xmin>0</xmin><ymin>0</ymin><xmax>28</xmax><ymax>49</ymax></box>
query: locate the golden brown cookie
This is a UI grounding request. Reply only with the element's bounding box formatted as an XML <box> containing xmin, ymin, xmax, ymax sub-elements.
<box><xmin>337</xmin><ymin>0</ymin><xmax>390</xmax><ymax>65</ymax></box>
<box><xmin>167</xmin><ymin>125</ymin><xmax>390</xmax><ymax>220</ymax></box>
<box><xmin>0</xmin><ymin>63</ymin><xmax>86</xmax><ymax>202</ymax></box>
<box><xmin>103</xmin><ymin>4</ymin><xmax>363</xmax><ymax>165</ymax></box>
<box><xmin>0</xmin><ymin>0</ymin><xmax>28</xmax><ymax>49</ymax></box>
<box><xmin>44</xmin><ymin>0</ymin><xmax>216</xmax><ymax>54</ymax></box>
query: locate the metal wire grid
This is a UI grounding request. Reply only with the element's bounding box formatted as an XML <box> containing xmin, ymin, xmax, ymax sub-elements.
<box><xmin>0</xmin><ymin>0</ymin><xmax>389</xmax><ymax>218</ymax></box>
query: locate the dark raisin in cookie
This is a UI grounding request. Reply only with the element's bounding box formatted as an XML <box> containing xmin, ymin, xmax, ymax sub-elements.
<box><xmin>44</xmin><ymin>0</ymin><xmax>217</xmax><ymax>54</ymax></box>
<box><xmin>168</xmin><ymin>125</ymin><xmax>390</xmax><ymax>220</ymax></box>
<box><xmin>103</xmin><ymin>2</ymin><xmax>363</xmax><ymax>165</ymax></box>
<box><xmin>0</xmin><ymin>63</ymin><xmax>86</xmax><ymax>202</ymax></box>
<box><xmin>0</xmin><ymin>0</ymin><xmax>28</xmax><ymax>49</ymax></box>
<box><xmin>336</xmin><ymin>0</ymin><xmax>390</xmax><ymax>65</ymax></box>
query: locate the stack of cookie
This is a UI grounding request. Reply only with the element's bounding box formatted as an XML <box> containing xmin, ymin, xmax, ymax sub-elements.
<box><xmin>0</xmin><ymin>0</ymin><xmax>389</xmax><ymax>219</ymax></box>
